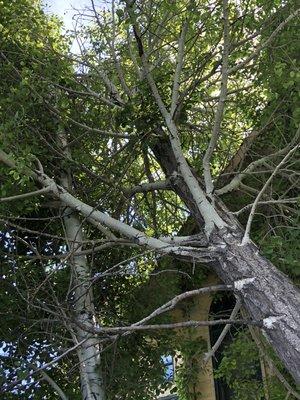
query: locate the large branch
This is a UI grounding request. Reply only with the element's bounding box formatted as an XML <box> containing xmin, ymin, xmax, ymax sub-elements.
<box><xmin>202</xmin><ymin>0</ymin><xmax>230</xmax><ymax>198</ymax></box>
<box><xmin>148</xmin><ymin>135</ymin><xmax>300</xmax><ymax>384</ymax></box>
<box><xmin>216</xmin><ymin>127</ymin><xmax>300</xmax><ymax>195</ymax></box>
<box><xmin>0</xmin><ymin>148</ymin><xmax>214</xmax><ymax>262</ymax></box>
<box><xmin>126</xmin><ymin>1</ymin><xmax>227</xmax><ymax>236</ymax></box>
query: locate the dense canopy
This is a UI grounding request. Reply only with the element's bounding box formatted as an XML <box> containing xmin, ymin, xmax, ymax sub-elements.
<box><xmin>0</xmin><ymin>0</ymin><xmax>299</xmax><ymax>399</ymax></box>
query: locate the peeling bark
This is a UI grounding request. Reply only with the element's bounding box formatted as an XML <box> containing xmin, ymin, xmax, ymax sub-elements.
<box><xmin>212</xmin><ymin>230</ymin><xmax>300</xmax><ymax>383</ymax></box>
<box><xmin>152</xmin><ymin>136</ymin><xmax>300</xmax><ymax>383</ymax></box>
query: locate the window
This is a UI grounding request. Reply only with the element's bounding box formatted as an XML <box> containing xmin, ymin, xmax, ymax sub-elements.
<box><xmin>210</xmin><ymin>294</ymin><xmax>263</xmax><ymax>400</ymax></box>
<box><xmin>162</xmin><ymin>355</ymin><xmax>174</xmax><ymax>381</ymax></box>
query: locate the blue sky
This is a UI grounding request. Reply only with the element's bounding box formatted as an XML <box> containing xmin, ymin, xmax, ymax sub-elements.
<box><xmin>43</xmin><ymin>0</ymin><xmax>90</xmax><ymax>30</ymax></box>
<box><xmin>43</xmin><ymin>0</ymin><xmax>95</xmax><ymax>53</ymax></box>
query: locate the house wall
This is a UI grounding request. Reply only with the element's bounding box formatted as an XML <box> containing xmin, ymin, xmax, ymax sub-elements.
<box><xmin>159</xmin><ymin>274</ymin><xmax>218</xmax><ymax>400</ymax></box>
<box><xmin>187</xmin><ymin>291</ymin><xmax>216</xmax><ymax>400</ymax></box>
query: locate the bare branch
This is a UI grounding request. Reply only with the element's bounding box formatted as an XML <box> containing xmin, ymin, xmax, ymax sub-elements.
<box><xmin>233</xmin><ymin>197</ymin><xmax>299</xmax><ymax>216</ymax></box>
<box><xmin>52</xmin><ymin>110</ymin><xmax>132</xmax><ymax>139</ymax></box>
<box><xmin>229</xmin><ymin>8</ymin><xmax>300</xmax><ymax>74</ymax></box>
<box><xmin>0</xmin><ymin>186</ymin><xmax>51</xmax><ymax>202</ymax></box>
<box><xmin>0</xmin><ymin>339</ymin><xmax>87</xmax><ymax>394</ymax></box>
<box><xmin>30</xmin><ymin>365</ymin><xmax>69</xmax><ymax>400</ymax></box>
<box><xmin>132</xmin><ymin>284</ymin><xmax>232</xmax><ymax>328</ymax></box>
<box><xmin>158</xmin><ymin>233</ymin><xmax>208</xmax><ymax>246</ymax></box>
<box><xmin>54</xmin><ymin>82</ymin><xmax>122</xmax><ymax>108</ymax></box>
<box><xmin>170</xmin><ymin>20</ymin><xmax>188</xmax><ymax>116</ymax></box>
<box><xmin>203</xmin><ymin>298</ymin><xmax>241</xmax><ymax>364</ymax></box>
<box><xmin>86</xmin><ymin>216</ymin><xmax>117</xmax><ymax>240</ymax></box>
<box><xmin>203</xmin><ymin>0</ymin><xmax>230</xmax><ymax>199</ymax></box>
<box><xmin>216</xmin><ymin>128</ymin><xmax>300</xmax><ymax>195</ymax></box>
<box><xmin>242</xmin><ymin>143</ymin><xmax>299</xmax><ymax>244</ymax></box>
<box><xmin>123</xmin><ymin>179</ymin><xmax>171</xmax><ymax>196</ymax></box>
<box><xmin>0</xmin><ymin>148</ymin><xmax>196</xmax><ymax>255</ymax></box>
<box><xmin>79</xmin><ymin>318</ymin><xmax>261</xmax><ymax>335</ymax></box>
<box><xmin>92</xmin><ymin>0</ymin><xmax>132</xmax><ymax>97</ymax></box>
<box><xmin>126</xmin><ymin>0</ymin><xmax>226</xmax><ymax>235</ymax></box>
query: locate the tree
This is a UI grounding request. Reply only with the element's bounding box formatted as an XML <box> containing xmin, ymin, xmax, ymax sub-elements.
<box><xmin>0</xmin><ymin>0</ymin><xmax>299</xmax><ymax>398</ymax></box>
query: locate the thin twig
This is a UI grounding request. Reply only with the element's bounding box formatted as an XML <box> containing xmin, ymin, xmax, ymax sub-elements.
<box><xmin>0</xmin><ymin>339</ymin><xmax>87</xmax><ymax>394</ymax></box>
<box><xmin>0</xmin><ymin>186</ymin><xmax>52</xmax><ymax>202</ymax></box>
<box><xmin>242</xmin><ymin>143</ymin><xmax>299</xmax><ymax>244</ymax></box>
<box><xmin>30</xmin><ymin>364</ymin><xmax>69</xmax><ymax>400</ymax></box>
<box><xmin>229</xmin><ymin>8</ymin><xmax>300</xmax><ymax>74</ymax></box>
<box><xmin>203</xmin><ymin>298</ymin><xmax>241</xmax><ymax>364</ymax></box>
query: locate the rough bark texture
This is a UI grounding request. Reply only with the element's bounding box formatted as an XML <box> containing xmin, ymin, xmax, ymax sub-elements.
<box><xmin>152</xmin><ymin>135</ymin><xmax>300</xmax><ymax>383</ymax></box>
<box><xmin>212</xmin><ymin>230</ymin><xmax>300</xmax><ymax>383</ymax></box>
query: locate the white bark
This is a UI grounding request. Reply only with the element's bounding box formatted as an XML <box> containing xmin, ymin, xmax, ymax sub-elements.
<box><xmin>126</xmin><ymin>2</ymin><xmax>227</xmax><ymax>236</ymax></box>
<box><xmin>1</xmin><ymin>144</ymin><xmax>300</xmax><ymax>383</ymax></box>
<box><xmin>62</xmin><ymin>207</ymin><xmax>105</xmax><ymax>400</ymax></box>
<box><xmin>203</xmin><ymin>0</ymin><xmax>229</xmax><ymax>198</ymax></box>
<box><xmin>170</xmin><ymin>20</ymin><xmax>188</xmax><ymax>117</ymax></box>
<box><xmin>242</xmin><ymin>144</ymin><xmax>299</xmax><ymax>244</ymax></box>
<box><xmin>228</xmin><ymin>8</ymin><xmax>300</xmax><ymax>74</ymax></box>
<box><xmin>0</xmin><ymin>186</ymin><xmax>51</xmax><ymax>202</ymax></box>
<box><xmin>58</xmin><ymin>131</ymin><xmax>106</xmax><ymax>400</ymax></box>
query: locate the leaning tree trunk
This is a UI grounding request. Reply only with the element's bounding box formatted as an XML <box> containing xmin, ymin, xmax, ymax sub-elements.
<box><xmin>152</xmin><ymin>136</ymin><xmax>300</xmax><ymax>383</ymax></box>
<box><xmin>211</xmin><ymin>229</ymin><xmax>300</xmax><ymax>381</ymax></box>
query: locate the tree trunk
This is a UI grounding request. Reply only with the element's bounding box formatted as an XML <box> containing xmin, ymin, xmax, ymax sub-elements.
<box><xmin>59</xmin><ymin>131</ymin><xmax>106</xmax><ymax>399</ymax></box>
<box><xmin>62</xmin><ymin>207</ymin><xmax>106</xmax><ymax>399</ymax></box>
<box><xmin>212</xmin><ymin>230</ymin><xmax>300</xmax><ymax>383</ymax></box>
<box><xmin>152</xmin><ymin>136</ymin><xmax>300</xmax><ymax>383</ymax></box>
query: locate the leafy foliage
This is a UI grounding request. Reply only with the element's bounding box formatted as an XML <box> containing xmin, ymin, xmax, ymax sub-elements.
<box><xmin>0</xmin><ymin>0</ymin><xmax>299</xmax><ymax>398</ymax></box>
<box><xmin>215</xmin><ymin>331</ymin><xmax>265</xmax><ymax>400</ymax></box>
<box><xmin>175</xmin><ymin>334</ymin><xmax>207</xmax><ymax>400</ymax></box>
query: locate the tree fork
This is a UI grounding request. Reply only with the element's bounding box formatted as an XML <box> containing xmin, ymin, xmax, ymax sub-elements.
<box><xmin>151</xmin><ymin>135</ymin><xmax>300</xmax><ymax>383</ymax></box>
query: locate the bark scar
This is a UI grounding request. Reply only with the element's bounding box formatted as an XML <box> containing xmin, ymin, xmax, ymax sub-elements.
<box><xmin>234</xmin><ymin>277</ymin><xmax>256</xmax><ymax>290</ymax></box>
<box><xmin>263</xmin><ymin>315</ymin><xmax>284</xmax><ymax>330</ymax></box>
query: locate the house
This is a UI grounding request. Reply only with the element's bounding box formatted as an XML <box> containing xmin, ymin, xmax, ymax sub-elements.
<box><xmin>157</xmin><ymin>274</ymin><xmax>267</xmax><ymax>400</ymax></box>
<box><xmin>157</xmin><ymin>275</ymin><xmax>221</xmax><ymax>400</ymax></box>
